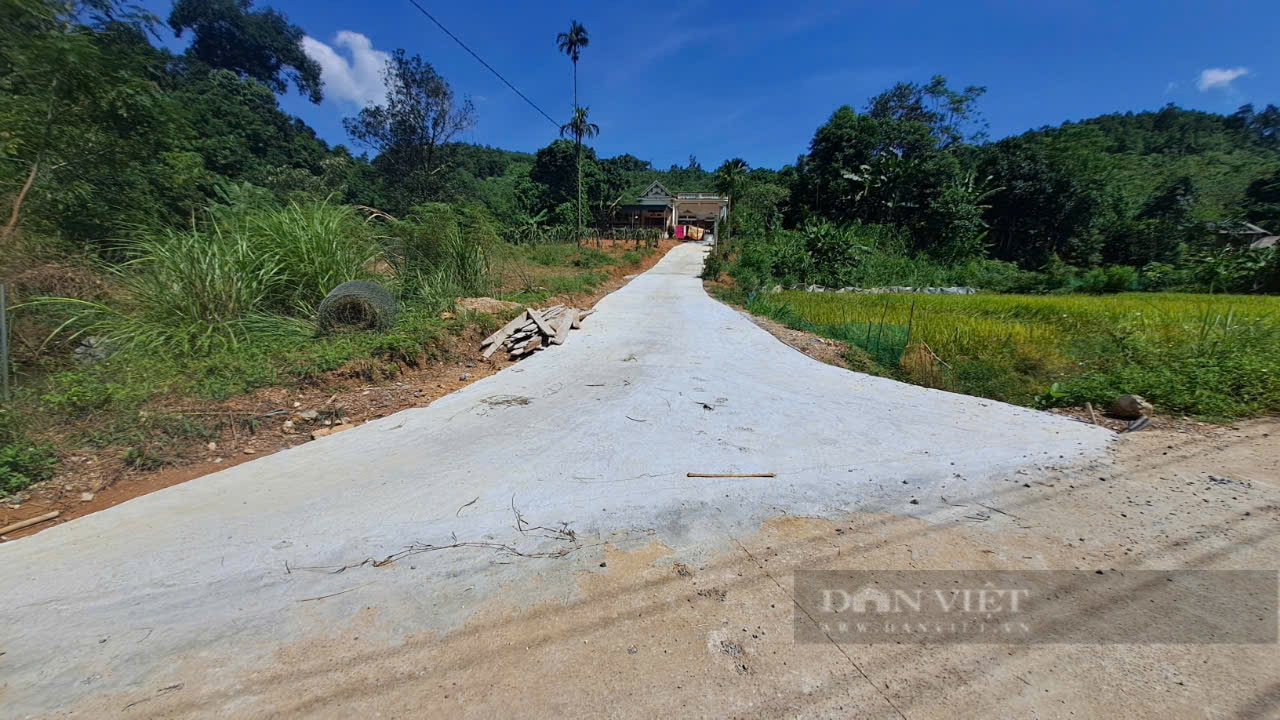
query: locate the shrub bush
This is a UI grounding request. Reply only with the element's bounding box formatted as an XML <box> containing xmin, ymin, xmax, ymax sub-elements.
<box><xmin>1078</xmin><ymin>265</ymin><xmax>1139</xmax><ymax>294</ymax></box>
<box><xmin>36</xmin><ymin>200</ymin><xmax>384</xmax><ymax>354</ymax></box>
<box><xmin>0</xmin><ymin>442</ymin><xmax>57</xmax><ymax>495</ymax></box>
<box><xmin>40</xmin><ymin>372</ymin><xmax>121</xmax><ymax>414</ymax></box>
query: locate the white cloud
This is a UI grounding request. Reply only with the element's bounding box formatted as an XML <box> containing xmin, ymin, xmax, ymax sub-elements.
<box><xmin>301</xmin><ymin>31</ymin><xmax>390</xmax><ymax>107</ymax></box>
<box><xmin>1197</xmin><ymin>67</ymin><xmax>1249</xmax><ymax>92</ymax></box>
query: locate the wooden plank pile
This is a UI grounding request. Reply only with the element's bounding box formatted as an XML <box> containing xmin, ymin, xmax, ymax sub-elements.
<box><xmin>480</xmin><ymin>305</ymin><xmax>596</xmax><ymax>360</ymax></box>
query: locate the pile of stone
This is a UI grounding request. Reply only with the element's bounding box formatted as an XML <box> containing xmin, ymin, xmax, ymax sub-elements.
<box><xmin>480</xmin><ymin>306</ymin><xmax>595</xmax><ymax>360</ymax></box>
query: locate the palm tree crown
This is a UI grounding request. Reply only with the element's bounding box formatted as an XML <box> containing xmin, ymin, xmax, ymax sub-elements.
<box><xmin>715</xmin><ymin>158</ymin><xmax>750</xmax><ymax>196</ymax></box>
<box><xmin>560</xmin><ymin>106</ymin><xmax>600</xmax><ymax>142</ymax></box>
<box><xmin>557</xmin><ymin>20</ymin><xmax>589</xmax><ymax>109</ymax></box>
<box><xmin>556</xmin><ymin>21</ymin><xmax>589</xmax><ymax>63</ymax></box>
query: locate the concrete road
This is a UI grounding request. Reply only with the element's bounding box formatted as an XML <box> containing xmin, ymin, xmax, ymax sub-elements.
<box><xmin>0</xmin><ymin>244</ymin><xmax>1112</xmax><ymax>716</ymax></box>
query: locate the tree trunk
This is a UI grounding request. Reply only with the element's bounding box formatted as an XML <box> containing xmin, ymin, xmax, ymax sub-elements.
<box><xmin>6</xmin><ymin>79</ymin><xmax>59</xmax><ymax>242</ymax></box>
<box><xmin>573</xmin><ymin>59</ymin><xmax>584</xmax><ymax>247</ymax></box>
<box><xmin>725</xmin><ymin>195</ymin><xmax>732</xmax><ymax>250</ymax></box>
<box><xmin>576</xmin><ymin>136</ymin><xmax>583</xmax><ymax>247</ymax></box>
<box><xmin>2</xmin><ymin>159</ymin><xmax>39</xmax><ymax>241</ymax></box>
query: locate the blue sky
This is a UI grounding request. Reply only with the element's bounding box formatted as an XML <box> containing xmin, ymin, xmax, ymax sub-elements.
<box><xmin>142</xmin><ymin>0</ymin><xmax>1279</xmax><ymax>171</ymax></box>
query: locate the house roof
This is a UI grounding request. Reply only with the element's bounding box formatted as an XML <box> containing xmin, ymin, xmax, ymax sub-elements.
<box><xmin>625</xmin><ymin>181</ymin><xmax>726</xmax><ymax>208</ymax></box>
<box><xmin>639</xmin><ymin>180</ymin><xmax>672</xmax><ymax>199</ymax></box>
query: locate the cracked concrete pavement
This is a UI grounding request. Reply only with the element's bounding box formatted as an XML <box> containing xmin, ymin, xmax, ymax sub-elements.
<box><xmin>0</xmin><ymin>243</ymin><xmax>1120</xmax><ymax>717</ymax></box>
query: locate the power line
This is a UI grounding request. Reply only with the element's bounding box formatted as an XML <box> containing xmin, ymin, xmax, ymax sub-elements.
<box><xmin>404</xmin><ymin>0</ymin><xmax>561</xmax><ymax>129</ymax></box>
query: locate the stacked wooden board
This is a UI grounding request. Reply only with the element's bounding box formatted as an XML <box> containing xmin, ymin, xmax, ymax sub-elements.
<box><xmin>480</xmin><ymin>305</ymin><xmax>595</xmax><ymax>360</ymax></box>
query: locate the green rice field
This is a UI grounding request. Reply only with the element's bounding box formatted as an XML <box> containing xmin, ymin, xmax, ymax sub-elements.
<box><xmin>745</xmin><ymin>290</ymin><xmax>1280</xmax><ymax>421</ymax></box>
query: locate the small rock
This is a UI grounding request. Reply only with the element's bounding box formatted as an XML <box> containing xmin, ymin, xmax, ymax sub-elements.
<box><xmin>72</xmin><ymin>335</ymin><xmax>113</xmax><ymax>365</ymax></box>
<box><xmin>243</xmin><ymin>448</ymin><xmax>256</xmax><ymax>455</ymax></box>
<box><xmin>80</xmin><ymin>492</ymin><xmax>95</xmax><ymax>502</ymax></box>
<box><xmin>292</xmin><ymin>401</ymin><xmax>302</xmax><ymax>408</ymax></box>
<box><xmin>282</xmin><ymin>420</ymin><xmax>295</xmax><ymax>432</ymax></box>
<box><xmin>1110</xmin><ymin>394</ymin><xmax>1153</xmax><ymax>419</ymax></box>
<box><xmin>459</xmin><ymin>373</ymin><xmax>471</xmax><ymax>381</ymax></box>
<box><xmin>206</xmin><ymin>441</ymin><xmax>218</xmax><ymax>451</ymax></box>
<box><xmin>299</xmin><ymin>409</ymin><xmax>319</xmax><ymax>421</ymax></box>
<box><xmin>310</xmin><ymin>425</ymin><xmax>352</xmax><ymax>440</ymax></box>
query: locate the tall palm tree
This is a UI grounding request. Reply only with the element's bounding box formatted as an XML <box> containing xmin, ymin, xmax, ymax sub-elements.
<box><xmin>557</xmin><ymin>21</ymin><xmax>590</xmax><ymax>240</ymax></box>
<box><xmin>715</xmin><ymin>158</ymin><xmax>750</xmax><ymax>246</ymax></box>
<box><xmin>560</xmin><ymin>106</ymin><xmax>599</xmax><ymax>243</ymax></box>
<box><xmin>556</xmin><ymin>21</ymin><xmax>589</xmax><ymax>109</ymax></box>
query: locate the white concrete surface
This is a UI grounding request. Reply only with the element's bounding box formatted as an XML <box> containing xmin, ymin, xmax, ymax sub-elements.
<box><xmin>0</xmin><ymin>244</ymin><xmax>1111</xmax><ymax>715</ymax></box>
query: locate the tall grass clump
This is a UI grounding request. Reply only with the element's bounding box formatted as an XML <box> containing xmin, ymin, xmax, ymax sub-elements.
<box><xmin>380</xmin><ymin>203</ymin><xmax>498</xmax><ymax>309</ymax></box>
<box><xmin>400</xmin><ymin>232</ymin><xmax>495</xmax><ymax>312</ymax></box>
<box><xmin>38</xmin><ymin>200</ymin><xmax>384</xmax><ymax>354</ymax></box>
<box><xmin>234</xmin><ymin>201</ymin><xmax>385</xmax><ymax>312</ymax></box>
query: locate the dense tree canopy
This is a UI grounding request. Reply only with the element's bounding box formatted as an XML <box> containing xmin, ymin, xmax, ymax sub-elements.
<box><xmin>342</xmin><ymin>50</ymin><xmax>476</xmax><ymax>213</ymax></box>
<box><xmin>864</xmin><ymin>75</ymin><xmax>988</xmax><ymax>148</ymax></box>
<box><xmin>1245</xmin><ymin>168</ymin><xmax>1280</xmax><ymax>230</ymax></box>
<box><xmin>781</xmin><ymin>84</ymin><xmax>1280</xmax><ymax>280</ymax></box>
<box><xmin>168</xmin><ymin>0</ymin><xmax>322</xmax><ymax>102</ymax></box>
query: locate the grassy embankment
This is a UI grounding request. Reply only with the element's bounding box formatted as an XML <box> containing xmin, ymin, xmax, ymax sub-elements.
<box><xmin>729</xmin><ymin>288</ymin><xmax>1280</xmax><ymax>421</ymax></box>
<box><xmin>0</xmin><ymin>201</ymin><xmax>657</xmax><ymax>493</ymax></box>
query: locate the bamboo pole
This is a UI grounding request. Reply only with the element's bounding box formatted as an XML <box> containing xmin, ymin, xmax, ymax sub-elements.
<box><xmin>0</xmin><ymin>511</ymin><xmax>59</xmax><ymax>536</ymax></box>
